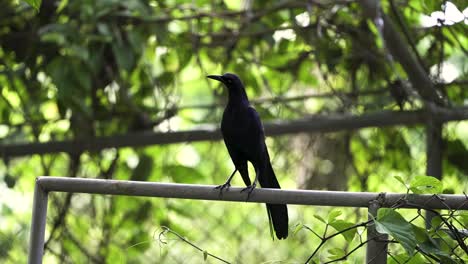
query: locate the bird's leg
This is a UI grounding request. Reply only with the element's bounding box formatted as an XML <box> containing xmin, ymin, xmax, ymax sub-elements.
<box><xmin>215</xmin><ymin>169</ymin><xmax>237</xmax><ymax>193</ymax></box>
<box><xmin>241</xmin><ymin>169</ymin><xmax>258</xmax><ymax>200</ymax></box>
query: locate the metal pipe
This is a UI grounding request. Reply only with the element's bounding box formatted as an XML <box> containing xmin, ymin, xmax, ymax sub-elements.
<box><xmin>36</xmin><ymin>177</ymin><xmax>468</xmax><ymax>209</ymax></box>
<box><xmin>28</xmin><ymin>178</ymin><xmax>49</xmax><ymax>264</ymax></box>
<box><xmin>29</xmin><ymin>177</ymin><xmax>468</xmax><ymax>263</ymax></box>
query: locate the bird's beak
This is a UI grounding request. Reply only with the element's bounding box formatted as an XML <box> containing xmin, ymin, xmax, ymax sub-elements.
<box><xmin>207</xmin><ymin>75</ymin><xmax>224</xmax><ymax>83</ymax></box>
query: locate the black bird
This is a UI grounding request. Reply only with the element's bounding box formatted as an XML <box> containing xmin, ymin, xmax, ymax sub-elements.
<box><xmin>207</xmin><ymin>73</ymin><xmax>288</xmax><ymax>240</ymax></box>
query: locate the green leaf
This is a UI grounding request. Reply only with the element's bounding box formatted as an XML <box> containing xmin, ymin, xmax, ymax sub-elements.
<box><xmin>298</xmin><ymin>59</ymin><xmax>318</xmax><ymax>86</ymax></box>
<box><xmin>375</xmin><ymin>208</ymin><xmax>417</xmax><ymax>255</ymax></box>
<box><xmin>292</xmin><ymin>223</ymin><xmax>303</xmax><ymax>235</ymax></box>
<box><xmin>393</xmin><ymin>175</ymin><xmax>407</xmax><ymax>187</ymax></box>
<box><xmin>40</xmin><ymin>32</ymin><xmax>67</xmax><ymax>45</ymax></box>
<box><xmin>329</xmin><ymin>220</ymin><xmax>356</xmax><ymax>242</ymax></box>
<box><xmin>327</xmin><ymin>248</ymin><xmax>345</xmax><ymax>260</ymax></box>
<box><xmin>411</xmin><ymin>224</ymin><xmax>429</xmax><ymax>243</ymax></box>
<box><xmin>327</xmin><ymin>210</ymin><xmax>342</xmax><ymax>223</ymax></box>
<box><xmin>418</xmin><ymin>240</ymin><xmax>454</xmax><ymax>262</ymax></box>
<box><xmin>23</xmin><ymin>0</ymin><xmax>41</xmax><ymax>11</ymax></box>
<box><xmin>409</xmin><ymin>175</ymin><xmax>443</xmax><ymax>194</ymax></box>
<box><xmin>458</xmin><ymin>212</ymin><xmax>468</xmax><ymax>226</ymax></box>
<box><xmin>388</xmin><ymin>253</ymin><xmax>426</xmax><ymax>264</ymax></box>
<box><xmin>313</xmin><ymin>214</ymin><xmax>326</xmax><ymax>224</ymax></box>
<box><xmin>430</xmin><ymin>215</ymin><xmax>443</xmax><ymax>230</ymax></box>
<box><xmin>433</xmin><ymin>231</ymin><xmax>459</xmax><ymax>250</ymax></box>
<box><xmin>203</xmin><ymin>250</ymin><xmax>208</xmax><ymax>261</ymax></box>
<box><xmin>56</xmin><ymin>0</ymin><xmax>68</xmax><ymax>13</ymax></box>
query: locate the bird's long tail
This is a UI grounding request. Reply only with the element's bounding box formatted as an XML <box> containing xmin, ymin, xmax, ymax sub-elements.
<box><xmin>259</xmin><ymin>152</ymin><xmax>288</xmax><ymax>240</ymax></box>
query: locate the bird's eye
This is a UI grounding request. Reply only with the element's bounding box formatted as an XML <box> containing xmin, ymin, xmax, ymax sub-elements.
<box><xmin>226</xmin><ymin>79</ymin><xmax>232</xmax><ymax>83</ymax></box>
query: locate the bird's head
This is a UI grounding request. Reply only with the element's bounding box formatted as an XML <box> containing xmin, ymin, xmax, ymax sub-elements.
<box><xmin>207</xmin><ymin>73</ymin><xmax>243</xmax><ymax>89</ymax></box>
<box><xmin>207</xmin><ymin>73</ymin><xmax>248</xmax><ymax>101</ymax></box>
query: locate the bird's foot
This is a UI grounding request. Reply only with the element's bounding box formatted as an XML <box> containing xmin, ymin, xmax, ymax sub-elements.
<box><xmin>214</xmin><ymin>182</ymin><xmax>231</xmax><ymax>194</ymax></box>
<box><xmin>240</xmin><ymin>182</ymin><xmax>257</xmax><ymax>200</ymax></box>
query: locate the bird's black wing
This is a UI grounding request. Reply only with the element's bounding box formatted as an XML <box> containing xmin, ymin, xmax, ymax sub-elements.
<box><xmin>242</xmin><ymin>106</ymin><xmax>267</xmax><ymax>163</ymax></box>
<box><xmin>248</xmin><ymin>106</ymin><xmax>289</xmax><ymax>239</ymax></box>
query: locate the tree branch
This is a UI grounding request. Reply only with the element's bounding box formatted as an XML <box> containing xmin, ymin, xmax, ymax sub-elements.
<box><xmin>358</xmin><ymin>0</ymin><xmax>445</xmax><ymax>106</ymax></box>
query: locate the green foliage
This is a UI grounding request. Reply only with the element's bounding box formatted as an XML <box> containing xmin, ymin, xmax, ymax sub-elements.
<box><xmin>23</xmin><ymin>0</ymin><xmax>41</xmax><ymax>11</ymax></box>
<box><xmin>376</xmin><ymin>208</ymin><xmax>417</xmax><ymax>255</ymax></box>
<box><xmin>446</xmin><ymin>139</ymin><xmax>468</xmax><ymax>175</ymax></box>
<box><xmin>326</xmin><ymin>210</ymin><xmax>357</xmax><ymax>242</ymax></box>
<box><xmin>394</xmin><ymin>175</ymin><xmax>408</xmax><ymax>189</ymax></box>
<box><xmin>388</xmin><ymin>253</ymin><xmax>426</xmax><ymax>264</ymax></box>
<box><xmin>409</xmin><ymin>175</ymin><xmax>443</xmax><ymax>194</ymax></box>
<box><xmin>329</xmin><ymin>220</ymin><xmax>356</xmax><ymax>243</ymax></box>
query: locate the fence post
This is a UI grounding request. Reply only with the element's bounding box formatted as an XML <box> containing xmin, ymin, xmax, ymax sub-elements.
<box><xmin>425</xmin><ymin>120</ymin><xmax>443</xmax><ymax>228</ymax></box>
<box><xmin>366</xmin><ymin>200</ymin><xmax>388</xmax><ymax>263</ymax></box>
<box><xmin>426</xmin><ymin>119</ymin><xmax>443</xmax><ymax>229</ymax></box>
<box><xmin>28</xmin><ymin>179</ymin><xmax>48</xmax><ymax>264</ymax></box>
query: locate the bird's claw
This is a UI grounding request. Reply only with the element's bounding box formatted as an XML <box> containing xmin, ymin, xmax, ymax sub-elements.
<box><xmin>214</xmin><ymin>182</ymin><xmax>231</xmax><ymax>194</ymax></box>
<box><xmin>241</xmin><ymin>183</ymin><xmax>257</xmax><ymax>200</ymax></box>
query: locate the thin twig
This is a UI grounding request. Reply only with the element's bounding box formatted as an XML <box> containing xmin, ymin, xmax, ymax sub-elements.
<box><xmin>158</xmin><ymin>226</ymin><xmax>231</xmax><ymax>264</ymax></box>
<box><xmin>304</xmin><ymin>220</ymin><xmax>372</xmax><ymax>263</ymax></box>
<box><xmin>406</xmin><ymin>202</ymin><xmax>468</xmax><ymax>255</ymax></box>
<box><xmin>324</xmin><ymin>236</ymin><xmax>386</xmax><ymax>263</ymax></box>
<box><xmin>388</xmin><ymin>0</ymin><xmax>427</xmax><ymax>72</ymax></box>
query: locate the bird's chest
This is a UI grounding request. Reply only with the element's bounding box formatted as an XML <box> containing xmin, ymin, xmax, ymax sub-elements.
<box><xmin>221</xmin><ymin>106</ymin><xmax>253</xmax><ymax>139</ymax></box>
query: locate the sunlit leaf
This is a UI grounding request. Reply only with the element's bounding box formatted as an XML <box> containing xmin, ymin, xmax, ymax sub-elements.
<box><xmin>329</xmin><ymin>220</ymin><xmax>356</xmax><ymax>242</ymax></box>
<box><xmin>327</xmin><ymin>248</ymin><xmax>345</xmax><ymax>260</ymax></box>
<box><xmin>393</xmin><ymin>175</ymin><xmax>407</xmax><ymax>187</ymax></box>
<box><xmin>409</xmin><ymin>175</ymin><xmax>443</xmax><ymax>194</ymax></box>
<box><xmin>430</xmin><ymin>215</ymin><xmax>443</xmax><ymax>230</ymax></box>
<box><xmin>458</xmin><ymin>212</ymin><xmax>468</xmax><ymax>226</ymax></box>
<box><xmin>327</xmin><ymin>209</ymin><xmax>342</xmax><ymax>223</ymax></box>
<box><xmin>314</xmin><ymin>214</ymin><xmax>326</xmax><ymax>224</ymax></box>
<box><xmin>292</xmin><ymin>223</ymin><xmax>303</xmax><ymax>235</ymax></box>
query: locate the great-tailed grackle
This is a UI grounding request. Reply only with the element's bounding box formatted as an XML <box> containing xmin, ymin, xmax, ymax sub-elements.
<box><xmin>207</xmin><ymin>73</ymin><xmax>288</xmax><ymax>239</ymax></box>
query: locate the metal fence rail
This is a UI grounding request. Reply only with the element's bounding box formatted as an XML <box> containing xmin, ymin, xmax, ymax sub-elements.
<box><xmin>29</xmin><ymin>176</ymin><xmax>468</xmax><ymax>264</ymax></box>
